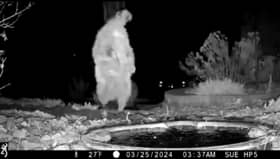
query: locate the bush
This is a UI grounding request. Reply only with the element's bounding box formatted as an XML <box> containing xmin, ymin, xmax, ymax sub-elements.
<box><xmin>194</xmin><ymin>78</ymin><xmax>245</xmax><ymax>95</ymax></box>
<box><xmin>232</xmin><ymin>32</ymin><xmax>261</xmax><ymax>82</ymax></box>
<box><xmin>68</xmin><ymin>75</ymin><xmax>90</xmax><ymax>102</ymax></box>
<box><xmin>180</xmin><ymin>31</ymin><xmax>262</xmax><ymax>84</ymax></box>
<box><xmin>180</xmin><ymin>31</ymin><xmax>231</xmax><ymax>81</ymax></box>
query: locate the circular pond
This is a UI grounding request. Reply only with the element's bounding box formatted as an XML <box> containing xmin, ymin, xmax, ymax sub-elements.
<box><xmin>82</xmin><ymin>121</ymin><xmax>275</xmax><ymax>150</ymax></box>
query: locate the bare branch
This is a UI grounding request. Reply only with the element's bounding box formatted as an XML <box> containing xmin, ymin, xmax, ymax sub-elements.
<box><xmin>0</xmin><ymin>83</ymin><xmax>10</xmax><ymax>90</ymax></box>
<box><xmin>0</xmin><ymin>2</ymin><xmax>33</xmax><ymax>29</ymax></box>
<box><xmin>0</xmin><ymin>30</ymin><xmax>7</xmax><ymax>41</ymax></box>
<box><xmin>0</xmin><ymin>2</ymin><xmax>33</xmax><ymax>92</ymax></box>
<box><xmin>0</xmin><ymin>3</ymin><xmax>6</xmax><ymax>15</ymax></box>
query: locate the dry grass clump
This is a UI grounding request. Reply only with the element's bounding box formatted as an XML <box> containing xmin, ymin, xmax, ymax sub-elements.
<box><xmin>194</xmin><ymin>78</ymin><xmax>245</xmax><ymax>95</ymax></box>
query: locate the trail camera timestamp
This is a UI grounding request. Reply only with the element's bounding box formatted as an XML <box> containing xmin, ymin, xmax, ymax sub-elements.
<box><xmin>88</xmin><ymin>151</ymin><xmax>102</xmax><ymax>158</ymax></box>
<box><xmin>183</xmin><ymin>151</ymin><xmax>259</xmax><ymax>159</ymax></box>
<box><xmin>183</xmin><ymin>151</ymin><xmax>216</xmax><ymax>158</ymax></box>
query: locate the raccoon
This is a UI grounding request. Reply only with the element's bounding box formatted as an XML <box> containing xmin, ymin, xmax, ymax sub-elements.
<box><xmin>92</xmin><ymin>10</ymin><xmax>135</xmax><ymax>111</ymax></box>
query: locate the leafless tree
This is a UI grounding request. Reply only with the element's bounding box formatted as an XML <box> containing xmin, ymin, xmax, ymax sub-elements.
<box><xmin>0</xmin><ymin>1</ymin><xmax>34</xmax><ymax>90</ymax></box>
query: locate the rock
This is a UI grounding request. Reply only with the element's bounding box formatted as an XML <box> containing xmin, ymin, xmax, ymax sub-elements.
<box><xmin>50</xmin><ymin>118</ymin><xmax>68</xmax><ymax>129</ymax></box>
<box><xmin>54</xmin><ymin>145</ymin><xmax>70</xmax><ymax>150</ymax></box>
<box><xmin>52</xmin><ymin>132</ymin><xmax>63</xmax><ymax>139</ymax></box>
<box><xmin>248</xmin><ymin>128</ymin><xmax>266</xmax><ymax>138</ymax></box>
<box><xmin>6</xmin><ymin>118</ymin><xmax>16</xmax><ymax>132</ymax></box>
<box><xmin>74</xmin><ymin>124</ymin><xmax>88</xmax><ymax>134</ymax></box>
<box><xmin>65</xmin><ymin>114</ymin><xmax>87</xmax><ymax>121</ymax></box>
<box><xmin>13</xmin><ymin>129</ymin><xmax>28</xmax><ymax>139</ymax></box>
<box><xmin>28</xmin><ymin>127</ymin><xmax>43</xmax><ymax>136</ymax></box>
<box><xmin>33</xmin><ymin>110</ymin><xmax>55</xmax><ymax>118</ymax></box>
<box><xmin>28</xmin><ymin>136</ymin><xmax>41</xmax><ymax>143</ymax></box>
<box><xmin>22</xmin><ymin>140</ymin><xmax>43</xmax><ymax>150</ymax></box>
<box><xmin>29</xmin><ymin>120</ymin><xmax>42</xmax><ymax>128</ymax></box>
<box><xmin>20</xmin><ymin>121</ymin><xmax>29</xmax><ymax>127</ymax></box>
<box><xmin>71</xmin><ymin>144</ymin><xmax>89</xmax><ymax>150</ymax></box>
<box><xmin>202</xmin><ymin>116</ymin><xmax>221</xmax><ymax>121</ymax></box>
<box><xmin>16</xmin><ymin>118</ymin><xmax>24</xmax><ymax>123</ymax></box>
<box><xmin>50</xmin><ymin>131</ymin><xmax>80</xmax><ymax>146</ymax></box>
<box><xmin>8</xmin><ymin>141</ymin><xmax>18</xmax><ymax>150</ymax></box>
<box><xmin>83</xmin><ymin>130</ymin><xmax>111</xmax><ymax>143</ymax></box>
<box><xmin>0</xmin><ymin>132</ymin><xmax>13</xmax><ymax>141</ymax></box>
<box><xmin>41</xmin><ymin>135</ymin><xmax>52</xmax><ymax>141</ymax></box>
<box><xmin>0</xmin><ymin>115</ymin><xmax>7</xmax><ymax>124</ymax></box>
<box><xmin>272</xmin><ymin>137</ymin><xmax>280</xmax><ymax>150</ymax></box>
<box><xmin>265</xmin><ymin>98</ymin><xmax>280</xmax><ymax>112</ymax></box>
<box><xmin>0</xmin><ymin>125</ymin><xmax>7</xmax><ymax>133</ymax></box>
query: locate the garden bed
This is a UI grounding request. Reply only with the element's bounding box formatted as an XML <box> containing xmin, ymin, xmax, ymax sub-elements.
<box><xmin>1</xmin><ymin>96</ymin><xmax>280</xmax><ymax>150</ymax></box>
<box><xmin>165</xmin><ymin>88</ymin><xmax>280</xmax><ymax>107</ymax></box>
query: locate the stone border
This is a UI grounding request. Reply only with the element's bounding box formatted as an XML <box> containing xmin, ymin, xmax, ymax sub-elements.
<box><xmin>164</xmin><ymin>88</ymin><xmax>280</xmax><ymax>107</ymax></box>
<box><xmin>83</xmin><ymin>120</ymin><xmax>276</xmax><ymax>150</ymax></box>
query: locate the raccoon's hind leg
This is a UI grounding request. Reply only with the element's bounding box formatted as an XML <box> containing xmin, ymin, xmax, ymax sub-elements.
<box><xmin>117</xmin><ymin>80</ymin><xmax>132</xmax><ymax>111</ymax></box>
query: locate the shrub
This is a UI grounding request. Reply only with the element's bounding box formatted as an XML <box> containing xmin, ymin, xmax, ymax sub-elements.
<box><xmin>180</xmin><ymin>31</ymin><xmax>230</xmax><ymax>81</ymax></box>
<box><xmin>194</xmin><ymin>78</ymin><xmax>245</xmax><ymax>95</ymax></box>
<box><xmin>231</xmin><ymin>32</ymin><xmax>261</xmax><ymax>82</ymax></box>
<box><xmin>68</xmin><ymin>75</ymin><xmax>90</xmax><ymax>102</ymax></box>
<box><xmin>180</xmin><ymin>31</ymin><xmax>262</xmax><ymax>84</ymax></box>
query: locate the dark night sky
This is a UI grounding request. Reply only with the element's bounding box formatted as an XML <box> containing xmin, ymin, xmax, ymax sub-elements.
<box><xmin>1</xmin><ymin>1</ymin><xmax>276</xmax><ymax>100</ymax></box>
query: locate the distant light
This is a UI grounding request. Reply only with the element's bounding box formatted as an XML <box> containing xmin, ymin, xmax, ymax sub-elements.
<box><xmin>182</xmin><ymin>81</ymin><xmax>186</xmax><ymax>84</ymax></box>
<box><xmin>159</xmin><ymin>81</ymin><xmax>163</xmax><ymax>88</ymax></box>
<box><xmin>170</xmin><ymin>84</ymin><xmax>173</xmax><ymax>89</ymax></box>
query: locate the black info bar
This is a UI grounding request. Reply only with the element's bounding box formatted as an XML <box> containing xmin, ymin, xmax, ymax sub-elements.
<box><xmin>3</xmin><ymin>150</ymin><xmax>277</xmax><ymax>159</ymax></box>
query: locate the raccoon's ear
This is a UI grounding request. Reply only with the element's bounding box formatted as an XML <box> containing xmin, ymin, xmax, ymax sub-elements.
<box><xmin>115</xmin><ymin>9</ymin><xmax>132</xmax><ymax>25</ymax></box>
